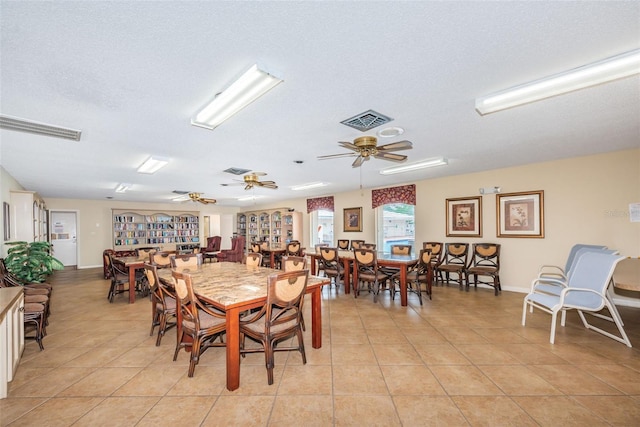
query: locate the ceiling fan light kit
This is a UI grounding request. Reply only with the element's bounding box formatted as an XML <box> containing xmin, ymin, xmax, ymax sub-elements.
<box><xmin>379</xmin><ymin>157</ymin><xmax>448</xmax><ymax>175</ymax></box>
<box><xmin>318</xmin><ymin>135</ymin><xmax>413</xmax><ymax>168</ymax></box>
<box><xmin>475</xmin><ymin>49</ymin><xmax>640</xmax><ymax>115</ymax></box>
<box><xmin>191</xmin><ymin>63</ymin><xmax>283</xmax><ymax>129</ymax></box>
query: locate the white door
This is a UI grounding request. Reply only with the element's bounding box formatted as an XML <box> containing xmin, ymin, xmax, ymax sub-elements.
<box><xmin>50</xmin><ymin>211</ymin><xmax>77</xmax><ymax>267</ymax></box>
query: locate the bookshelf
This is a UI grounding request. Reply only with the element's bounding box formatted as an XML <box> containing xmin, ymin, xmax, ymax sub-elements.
<box><xmin>238</xmin><ymin>208</ymin><xmax>302</xmax><ymax>251</ymax></box>
<box><xmin>112</xmin><ymin>209</ymin><xmax>200</xmax><ymax>250</ymax></box>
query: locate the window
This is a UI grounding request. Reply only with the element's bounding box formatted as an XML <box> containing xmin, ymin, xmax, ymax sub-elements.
<box><xmin>310</xmin><ymin>209</ymin><xmax>334</xmax><ymax>246</ymax></box>
<box><xmin>376</xmin><ymin>203</ymin><xmax>415</xmax><ymax>253</ymax></box>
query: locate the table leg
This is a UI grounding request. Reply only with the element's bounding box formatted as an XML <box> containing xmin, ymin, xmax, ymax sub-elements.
<box><xmin>226</xmin><ymin>307</ymin><xmax>241</xmax><ymax>391</ymax></box>
<box><xmin>342</xmin><ymin>258</ymin><xmax>351</xmax><ymax>294</ymax></box>
<box><xmin>399</xmin><ymin>265</ymin><xmax>408</xmax><ymax>306</ymax></box>
<box><xmin>128</xmin><ymin>266</ymin><xmax>136</xmax><ymax>304</ymax></box>
<box><xmin>310</xmin><ymin>255</ymin><xmax>317</xmax><ymax>276</ymax></box>
<box><xmin>311</xmin><ymin>287</ymin><xmax>322</xmax><ymax>349</ymax></box>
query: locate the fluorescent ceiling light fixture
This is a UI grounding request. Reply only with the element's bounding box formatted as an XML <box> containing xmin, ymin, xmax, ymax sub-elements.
<box><xmin>291</xmin><ymin>182</ymin><xmax>328</xmax><ymax>191</ymax></box>
<box><xmin>0</xmin><ymin>114</ymin><xmax>81</xmax><ymax>141</ymax></box>
<box><xmin>476</xmin><ymin>49</ymin><xmax>640</xmax><ymax>115</ymax></box>
<box><xmin>191</xmin><ymin>64</ymin><xmax>283</xmax><ymax>129</ymax></box>
<box><xmin>379</xmin><ymin>157</ymin><xmax>448</xmax><ymax>175</ymax></box>
<box><xmin>115</xmin><ymin>183</ymin><xmax>131</xmax><ymax>193</ymax></box>
<box><xmin>137</xmin><ymin>156</ymin><xmax>169</xmax><ymax>174</ymax></box>
<box><xmin>237</xmin><ymin>195</ymin><xmax>265</xmax><ymax>201</ymax></box>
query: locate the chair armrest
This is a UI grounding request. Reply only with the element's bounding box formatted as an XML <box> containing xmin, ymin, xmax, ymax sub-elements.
<box><xmin>530</xmin><ymin>276</ymin><xmax>566</xmax><ymax>291</ymax></box>
<box><xmin>537</xmin><ymin>265</ymin><xmax>566</xmax><ymax>278</ymax></box>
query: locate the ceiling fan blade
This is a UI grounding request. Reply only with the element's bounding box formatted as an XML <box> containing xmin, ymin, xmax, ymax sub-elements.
<box><xmin>244</xmin><ymin>184</ymin><xmax>253</xmax><ymax>191</ymax></box>
<box><xmin>220</xmin><ymin>182</ymin><xmax>245</xmax><ymax>186</ymax></box>
<box><xmin>251</xmin><ymin>172</ymin><xmax>267</xmax><ymax>176</ymax></box>
<box><xmin>258</xmin><ymin>180</ymin><xmax>276</xmax><ymax>185</ymax></box>
<box><xmin>260</xmin><ymin>182</ymin><xmax>278</xmax><ymax>189</ymax></box>
<box><xmin>318</xmin><ymin>152</ymin><xmax>359</xmax><ymax>160</ymax></box>
<box><xmin>338</xmin><ymin>141</ymin><xmax>360</xmax><ymax>152</ymax></box>
<box><xmin>352</xmin><ymin>155</ymin><xmax>367</xmax><ymax>168</ymax></box>
<box><xmin>201</xmin><ymin>198</ymin><xmax>217</xmax><ymax>204</ymax></box>
<box><xmin>377</xmin><ymin>140</ymin><xmax>413</xmax><ymax>152</ymax></box>
<box><xmin>374</xmin><ymin>152</ymin><xmax>408</xmax><ymax>162</ymax></box>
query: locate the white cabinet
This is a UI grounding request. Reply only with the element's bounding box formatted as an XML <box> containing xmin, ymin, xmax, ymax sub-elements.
<box><xmin>10</xmin><ymin>191</ymin><xmax>47</xmax><ymax>242</ymax></box>
<box><xmin>0</xmin><ymin>287</ymin><xmax>24</xmax><ymax>399</ymax></box>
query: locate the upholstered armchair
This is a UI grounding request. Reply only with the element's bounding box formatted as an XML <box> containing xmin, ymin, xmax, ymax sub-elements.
<box><xmin>217</xmin><ymin>236</ymin><xmax>246</xmax><ymax>263</ymax></box>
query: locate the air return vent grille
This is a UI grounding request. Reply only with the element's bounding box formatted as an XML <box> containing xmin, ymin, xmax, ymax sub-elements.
<box><xmin>224</xmin><ymin>167</ymin><xmax>251</xmax><ymax>175</ymax></box>
<box><xmin>340</xmin><ymin>110</ymin><xmax>393</xmax><ymax>132</ymax></box>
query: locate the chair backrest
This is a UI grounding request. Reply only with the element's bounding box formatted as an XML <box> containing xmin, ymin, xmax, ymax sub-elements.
<box><xmin>233</xmin><ymin>236</ymin><xmax>246</xmax><ymax>253</ymax></box>
<box><xmin>442</xmin><ymin>243</ymin><xmax>469</xmax><ymax>266</ymax></box>
<box><xmin>286</xmin><ymin>240</ymin><xmax>301</xmax><ymax>256</ymax></box>
<box><xmin>205</xmin><ymin>236</ymin><xmax>222</xmax><ymax>251</ymax></box>
<box><xmin>144</xmin><ymin>262</ymin><xmax>175</xmax><ymax>305</ymax></box>
<box><xmin>136</xmin><ymin>247</ymin><xmax>158</xmax><ymax>261</ymax></box>
<box><xmin>564</xmin><ymin>244</ymin><xmax>608</xmax><ymax>274</ymax></box>
<box><xmin>353</xmin><ymin>248</ymin><xmax>378</xmax><ymax>273</ymax></box>
<box><xmin>391</xmin><ymin>244</ymin><xmax>412</xmax><ymax>255</ymax></box>
<box><xmin>171</xmin><ymin>253</ymin><xmax>203</xmax><ymax>269</ymax></box>
<box><xmin>423</xmin><ymin>242</ymin><xmax>443</xmax><ymax>263</ymax></box>
<box><xmin>360</xmin><ymin>243</ymin><xmax>376</xmax><ymax>250</ymax></box>
<box><xmin>337</xmin><ymin>239</ymin><xmax>350</xmax><ymax>250</ymax></box>
<box><xmin>564</xmin><ymin>252</ymin><xmax>624</xmax><ymax>310</ymax></box>
<box><xmin>281</xmin><ymin>255</ymin><xmax>307</xmax><ymax>272</ymax></box>
<box><xmin>150</xmin><ymin>251</ymin><xmax>173</xmax><ymax>268</ymax></box>
<box><xmin>320</xmin><ymin>247</ymin><xmax>339</xmax><ymax>265</ymax></box>
<box><xmin>259</xmin><ymin>241</ymin><xmax>269</xmax><ymax>252</ymax></box>
<box><xmin>314</xmin><ymin>243</ymin><xmax>329</xmax><ymax>253</ymax></box>
<box><xmin>350</xmin><ymin>240</ymin><xmax>365</xmax><ymax>250</ymax></box>
<box><xmin>172</xmin><ymin>269</ymin><xmax>202</xmax><ymax>331</ymax></box>
<box><xmin>415</xmin><ymin>249</ymin><xmax>433</xmax><ymax>275</ymax></box>
<box><xmin>244</xmin><ymin>252</ymin><xmax>263</xmax><ymax>267</ymax></box>
<box><xmin>251</xmin><ymin>243</ymin><xmax>262</xmax><ymax>253</ymax></box>
<box><xmin>108</xmin><ymin>253</ymin><xmax>128</xmax><ymax>278</ymax></box>
<box><xmin>263</xmin><ymin>270</ymin><xmax>309</xmax><ymax>331</ymax></box>
<box><xmin>469</xmin><ymin>243</ymin><xmax>500</xmax><ymax>269</ymax></box>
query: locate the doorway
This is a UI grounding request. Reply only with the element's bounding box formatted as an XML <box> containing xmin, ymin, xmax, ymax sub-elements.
<box><xmin>50</xmin><ymin>211</ymin><xmax>78</xmax><ymax>267</ymax></box>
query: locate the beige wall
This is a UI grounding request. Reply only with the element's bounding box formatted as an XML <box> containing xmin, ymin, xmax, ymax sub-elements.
<box><xmin>2</xmin><ymin>149</ymin><xmax>638</xmax><ymax>304</ymax></box>
<box><xmin>38</xmin><ymin>199</ymin><xmax>240</xmax><ymax>268</ymax></box>
<box><xmin>251</xmin><ymin>149</ymin><xmax>640</xmax><ymax>304</ymax></box>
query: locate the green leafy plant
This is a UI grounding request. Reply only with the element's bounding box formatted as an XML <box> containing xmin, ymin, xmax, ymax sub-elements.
<box><xmin>5</xmin><ymin>241</ymin><xmax>64</xmax><ymax>283</ymax></box>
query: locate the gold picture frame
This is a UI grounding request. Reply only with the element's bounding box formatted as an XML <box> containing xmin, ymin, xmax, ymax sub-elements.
<box><xmin>497</xmin><ymin>190</ymin><xmax>544</xmax><ymax>238</ymax></box>
<box><xmin>446</xmin><ymin>196</ymin><xmax>482</xmax><ymax>237</ymax></box>
<box><xmin>343</xmin><ymin>207</ymin><xmax>362</xmax><ymax>232</ymax></box>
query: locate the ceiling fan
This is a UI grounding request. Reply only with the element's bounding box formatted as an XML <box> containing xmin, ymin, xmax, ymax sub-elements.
<box><xmin>317</xmin><ymin>136</ymin><xmax>413</xmax><ymax>168</ymax></box>
<box><xmin>173</xmin><ymin>191</ymin><xmax>217</xmax><ymax>204</ymax></box>
<box><xmin>221</xmin><ymin>172</ymin><xmax>278</xmax><ymax>190</ymax></box>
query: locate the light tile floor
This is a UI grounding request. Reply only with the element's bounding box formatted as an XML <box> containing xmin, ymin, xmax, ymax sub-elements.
<box><xmin>2</xmin><ymin>268</ymin><xmax>639</xmax><ymax>426</ymax></box>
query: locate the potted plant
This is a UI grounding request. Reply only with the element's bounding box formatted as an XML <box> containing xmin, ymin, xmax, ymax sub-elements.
<box><xmin>4</xmin><ymin>241</ymin><xmax>64</xmax><ymax>283</ymax></box>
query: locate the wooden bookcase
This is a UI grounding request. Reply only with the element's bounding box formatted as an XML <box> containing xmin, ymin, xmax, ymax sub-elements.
<box><xmin>237</xmin><ymin>208</ymin><xmax>302</xmax><ymax>251</ymax></box>
<box><xmin>112</xmin><ymin>209</ymin><xmax>200</xmax><ymax>251</ymax></box>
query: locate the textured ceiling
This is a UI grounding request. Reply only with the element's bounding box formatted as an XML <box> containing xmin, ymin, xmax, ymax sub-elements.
<box><xmin>1</xmin><ymin>1</ymin><xmax>638</xmax><ymax>207</ymax></box>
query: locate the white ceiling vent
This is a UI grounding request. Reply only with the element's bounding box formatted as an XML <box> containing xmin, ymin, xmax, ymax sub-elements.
<box><xmin>0</xmin><ymin>115</ymin><xmax>81</xmax><ymax>141</ymax></box>
<box><xmin>341</xmin><ymin>110</ymin><xmax>393</xmax><ymax>132</ymax></box>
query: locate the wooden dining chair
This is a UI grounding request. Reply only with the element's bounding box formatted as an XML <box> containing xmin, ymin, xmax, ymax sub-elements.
<box><xmin>144</xmin><ymin>263</ymin><xmax>176</xmax><ymax>346</ymax></box>
<box><xmin>391</xmin><ymin>244</ymin><xmax>412</xmax><ymax>255</ymax></box>
<box><xmin>281</xmin><ymin>255</ymin><xmax>307</xmax><ymax>272</ymax></box>
<box><xmin>337</xmin><ymin>239</ymin><xmax>350</xmax><ymax>250</ymax></box>
<box><xmin>239</xmin><ymin>270</ymin><xmax>309</xmax><ymax>384</ymax></box>
<box><xmin>353</xmin><ymin>248</ymin><xmax>389</xmax><ymax>302</ymax></box>
<box><xmin>172</xmin><ymin>269</ymin><xmax>227</xmax><ymax>377</ymax></box>
<box><xmin>149</xmin><ymin>251</ymin><xmax>174</xmax><ymax>269</ymax></box>
<box><xmin>350</xmin><ymin>240</ymin><xmax>365</xmax><ymax>250</ymax></box>
<box><xmin>319</xmin><ymin>247</ymin><xmax>344</xmax><ymax>292</ymax></box>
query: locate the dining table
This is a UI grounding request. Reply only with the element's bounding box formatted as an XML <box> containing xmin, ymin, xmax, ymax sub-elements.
<box><xmin>308</xmin><ymin>249</ymin><xmax>418</xmax><ymax>306</ymax></box>
<box><xmin>112</xmin><ymin>256</ymin><xmax>147</xmax><ymax>304</ymax></box>
<box><xmin>157</xmin><ymin>261</ymin><xmax>329</xmax><ymax>391</ymax></box>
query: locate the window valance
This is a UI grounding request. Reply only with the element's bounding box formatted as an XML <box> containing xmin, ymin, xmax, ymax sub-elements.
<box><xmin>307</xmin><ymin>196</ymin><xmax>334</xmax><ymax>213</ymax></box>
<box><xmin>371</xmin><ymin>184</ymin><xmax>416</xmax><ymax>209</ymax></box>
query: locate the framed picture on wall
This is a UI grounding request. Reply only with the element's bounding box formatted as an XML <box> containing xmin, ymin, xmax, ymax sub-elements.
<box><xmin>497</xmin><ymin>190</ymin><xmax>544</xmax><ymax>238</ymax></box>
<box><xmin>343</xmin><ymin>207</ymin><xmax>362</xmax><ymax>232</ymax></box>
<box><xmin>446</xmin><ymin>196</ymin><xmax>482</xmax><ymax>237</ymax></box>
